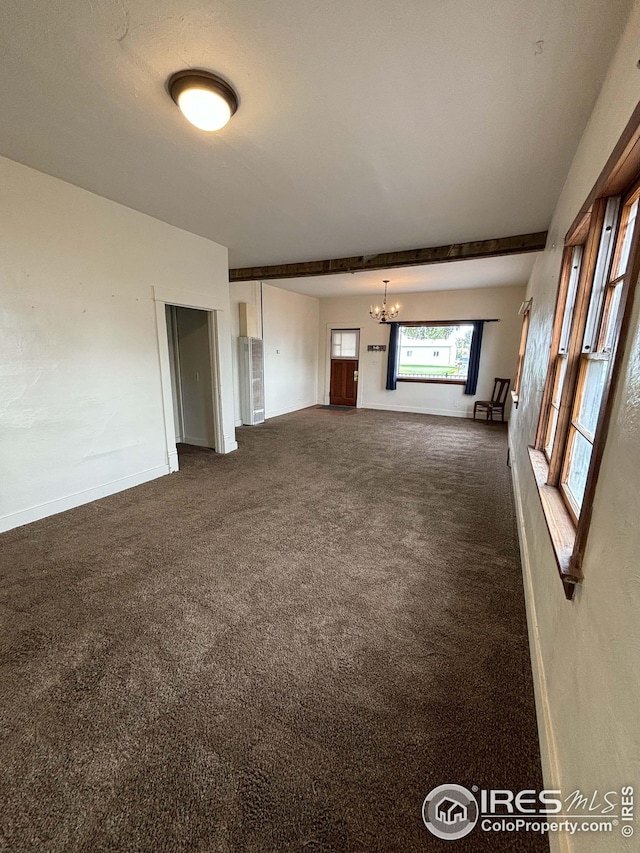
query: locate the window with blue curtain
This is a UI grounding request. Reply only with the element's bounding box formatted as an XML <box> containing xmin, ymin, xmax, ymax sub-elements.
<box><xmin>464</xmin><ymin>321</ymin><xmax>484</xmax><ymax>395</ymax></box>
<box><xmin>385</xmin><ymin>320</ymin><xmax>485</xmax><ymax>392</ymax></box>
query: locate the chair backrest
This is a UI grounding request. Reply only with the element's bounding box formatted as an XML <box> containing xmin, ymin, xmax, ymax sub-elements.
<box><xmin>491</xmin><ymin>377</ymin><xmax>511</xmax><ymax>405</ymax></box>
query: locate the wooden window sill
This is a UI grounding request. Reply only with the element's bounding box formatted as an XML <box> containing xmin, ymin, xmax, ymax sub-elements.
<box><xmin>528</xmin><ymin>447</ymin><xmax>582</xmax><ymax>598</ymax></box>
<box><xmin>397</xmin><ymin>378</ymin><xmax>467</xmax><ymax>385</ymax></box>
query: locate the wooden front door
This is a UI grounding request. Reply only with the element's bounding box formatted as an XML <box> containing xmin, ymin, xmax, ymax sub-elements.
<box><xmin>330</xmin><ymin>358</ymin><xmax>358</xmax><ymax>406</ymax></box>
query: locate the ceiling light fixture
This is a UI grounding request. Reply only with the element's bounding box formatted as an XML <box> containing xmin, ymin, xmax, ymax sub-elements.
<box><xmin>168</xmin><ymin>69</ymin><xmax>239</xmax><ymax>131</ymax></box>
<box><xmin>370</xmin><ymin>280</ymin><xmax>400</xmax><ymax>323</ymax></box>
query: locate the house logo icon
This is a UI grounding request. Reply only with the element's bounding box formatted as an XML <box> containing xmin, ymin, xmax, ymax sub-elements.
<box><xmin>422</xmin><ymin>784</ymin><xmax>479</xmax><ymax>840</ymax></box>
<box><xmin>436</xmin><ymin>797</ymin><xmax>468</xmax><ymax>825</ymax></box>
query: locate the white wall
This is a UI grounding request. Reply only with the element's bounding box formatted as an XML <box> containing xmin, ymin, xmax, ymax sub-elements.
<box><xmin>229</xmin><ymin>282</ymin><xmax>319</xmax><ymax>422</ymax></box>
<box><xmin>263</xmin><ymin>284</ymin><xmax>319</xmax><ymax>418</ymax></box>
<box><xmin>0</xmin><ymin>156</ymin><xmax>235</xmax><ymax>532</ymax></box>
<box><xmin>509</xmin><ymin>4</ymin><xmax>640</xmax><ymax>851</ymax></box>
<box><xmin>318</xmin><ymin>286</ymin><xmax>525</xmax><ymax>417</ymax></box>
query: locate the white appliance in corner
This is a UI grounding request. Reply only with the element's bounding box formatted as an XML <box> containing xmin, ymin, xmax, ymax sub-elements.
<box><xmin>239</xmin><ymin>336</ymin><xmax>265</xmax><ymax>425</ymax></box>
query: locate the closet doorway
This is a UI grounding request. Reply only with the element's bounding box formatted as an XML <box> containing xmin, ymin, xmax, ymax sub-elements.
<box><xmin>165</xmin><ymin>305</ymin><xmax>216</xmax><ymax>450</ymax></box>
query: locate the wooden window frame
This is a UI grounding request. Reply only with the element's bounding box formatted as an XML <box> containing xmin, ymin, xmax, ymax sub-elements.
<box><xmin>512</xmin><ymin>299</ymin><xmax>532</xmax><ymax>406</ymax></box>
<box><xmin>536</xmin><ymin>247</ymin><xmax>579</xmax><ymax>460</ymax></box>
<box><xmin>531</xmin><ymin>102</ymin><xmax>640</xmax><ymax>600</ymax></box>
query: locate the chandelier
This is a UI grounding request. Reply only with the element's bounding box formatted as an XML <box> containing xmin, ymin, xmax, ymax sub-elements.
<box><xmin>370</xmin><ymin>280</ymin><xmax>400</xmax><ymax>323</ymax></box>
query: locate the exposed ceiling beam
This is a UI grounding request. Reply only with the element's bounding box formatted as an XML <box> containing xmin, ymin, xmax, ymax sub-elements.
<box><xmin>229</xmin><ymin>231</ymin><xmax>548</xmax><ymax>282</ymax></box>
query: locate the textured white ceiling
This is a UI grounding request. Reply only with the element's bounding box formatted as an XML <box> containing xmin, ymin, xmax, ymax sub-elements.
<box><xmin>0</xmin><ymin>0</ymin><xmax>632</xmax><ymax>268</ymax></box>
<box><xmin>261</xmin><ymin>253</ymin><xmax>539</xmax><ymax>298</ymax></box>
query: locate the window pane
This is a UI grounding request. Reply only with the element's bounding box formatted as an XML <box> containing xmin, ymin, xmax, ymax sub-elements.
<box><xmin>397</xmin><ymin>324</ymin><xmax>473</xmax><ymax>379</ymax></box>
<box><xmin>603</xmin><ymin>282</ymin><xmax>623</xmax><ymax>351</ymax></box>
<box><xmin>576</xmin><ymin>357</ymin><xmax>608</xmax><ymax>436</ymax></box>
<box><xmin>565</xmin><ymin>428</ymin><xmax>593</xmax><ymax>512</ymax></box>
<box><xmin>582</xmin><ymin>196</ymin><xmax>620</xmax><ymax>353</ymax></box>
<box><xmin>545</xmin><ymin>354</ymin><xmax>566</xmax><ymax>456</ymax></box>
<box><xmin>331</xmin><ymin>330</ymin><xmax>358</xmax><ymax>359</ymax></box>
<box><xmin>545</xmin><ymin>405</ymin><xmax>559</xmax><ymax>458</ymax></box>
<box><xmin>552</xmin><ymin>355</ymin><xmax>567</xmax><ymax>406</ymax></box>
<box><xmin>559</xmin><ymin>246</ymin><xmax>583</xmax><ymax>354</ymax></box>
<box><xmin>612</xmin><ymin>198</ymin><xmax>638</xmax><ymax>279</ymax></box>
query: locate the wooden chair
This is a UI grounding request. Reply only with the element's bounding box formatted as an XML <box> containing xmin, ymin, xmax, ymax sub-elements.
<box><xmin>473</xmin><ymin>377</ymin><xmax>511</xmax><ymax>422</ymax></box>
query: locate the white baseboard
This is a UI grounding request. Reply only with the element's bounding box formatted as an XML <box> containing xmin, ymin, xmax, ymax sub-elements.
<box><xmin>362</xmin><ymin>402</ymin><xmax>472</xmax><ymax>419</ymax></box>
<box><xmin>510</xmin><ymin>449</ymin><xmax>569</xmax><ymax>853</ymax></box>
<box><xmin>266</xmin><ymin>401</ymin><xmax>318</xmax><ymax>419</ymax></box>
<box><xmin>0</xmin><ymin>464</ymin><xmax>170</xmax><ymax>534</ymax></box>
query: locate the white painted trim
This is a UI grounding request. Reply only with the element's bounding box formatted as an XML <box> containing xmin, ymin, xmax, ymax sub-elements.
<box><xmin>153</xmin><ymin>286</ymin><xmax>237</xmax><ymax>458</ymax></box>
<box><xmin>153</xmin><ymin>285</ymin><xmax>227</xmax><ymax>313</ymax></box>
<box><xmin>322</xmin><ymin>323</ymin><xmax>332</xmax><ymax>406</ymax></box>
<box><xmin>207</xmin><ymin>310</ymin><xmax>224</xmax><ymax>453</ymax></box>
<box><xmin>154</xmin><ymin>300</ymin><xmax>180</xmax><ymax>472</ymax></box>
<box><xmin>509</xmin><ymin>442</ymin><xmax>569</xmax><ymax>853</ymax></box>
<box><xmin>363</xmin><ymin>402</ymin><xmax>471</xmax><ymax>418</ymax></box>
<box><xmin>266</xmin><ymin>401</ymin><xmax>318</xmax><ymax>419</ymax></box>
<box><xmin>0</xmin><ymin>465</ymin><xmax>170</xmax><ymax>534</ymax></box>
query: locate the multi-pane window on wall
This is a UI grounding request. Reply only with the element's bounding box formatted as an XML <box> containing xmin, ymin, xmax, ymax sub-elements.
<box><xmin>539</xmin><ymin>183</ymin><xmax>640</xmax><ymax>525</ymax></box>
<box><xmin>531</xmin><ymin>110</ymin><xmax>640</xmax><ymax>597</ymax></box>
<box><xmin>559</xmin><ymin>192</ymin><xmax>639</xmax><ymax>519</ymax></box>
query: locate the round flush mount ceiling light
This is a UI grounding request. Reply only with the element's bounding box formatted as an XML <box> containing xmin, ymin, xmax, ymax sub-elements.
<box><xmin>168</xmin><ymin>69</ymin><xmax>239</xmax><ymax>131</ymax></box>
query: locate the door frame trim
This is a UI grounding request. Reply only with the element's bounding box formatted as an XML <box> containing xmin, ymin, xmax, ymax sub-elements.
<box><xmin>154</xmin><ymin>285</ymin><xmax>236</xmax><ymax>471</ymax></box>
<box><xmin>324</xmin><ymin>325</ymin><xmax>362</xmax><ymax>408</ymax></box>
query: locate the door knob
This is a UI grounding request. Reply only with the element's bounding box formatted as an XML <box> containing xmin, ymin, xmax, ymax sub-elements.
<box><xmin>354</xmin><ymin>370</ymin><xmax>359</xmax><ymax>381</ymax></box>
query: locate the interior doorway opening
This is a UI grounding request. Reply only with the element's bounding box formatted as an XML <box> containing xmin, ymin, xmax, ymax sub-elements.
<box><xmin>165</xmin><ymin>305</ymin><xmax>216</xmax><ymax>454</ymax></box>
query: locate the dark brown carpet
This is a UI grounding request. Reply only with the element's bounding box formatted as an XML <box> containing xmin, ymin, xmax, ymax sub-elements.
<box><xmin>0</xmin><ymin>408</ymin><xmax>547</xmax><ymax>852</ymax></box>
